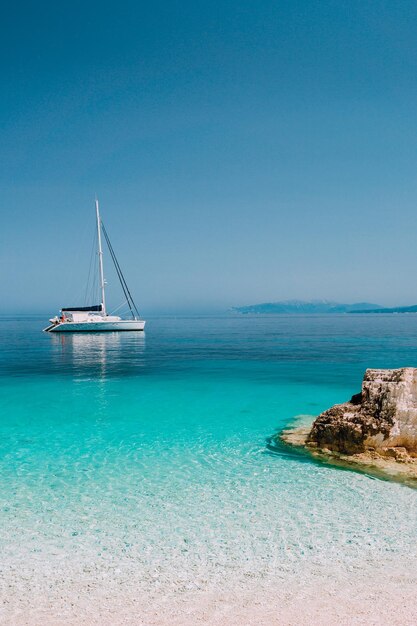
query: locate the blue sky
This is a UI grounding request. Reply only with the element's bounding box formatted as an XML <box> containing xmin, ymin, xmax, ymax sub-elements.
<box><xmin>1</xmin><ymin>0</ymin><xmax>417</xmax><ymax>313</ymax></box>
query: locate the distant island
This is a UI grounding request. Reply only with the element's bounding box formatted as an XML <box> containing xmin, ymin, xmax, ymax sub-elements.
<box><xmin>233</xmin><ymin>300</ymin><xmax>417</xmax><ymax>315</ymax></box>
<box><xmin>353</xmin><ymin>304</ymin><xmax>417</xmax><ymax>314</ymax></box>
<box><xmin>233</xmin><ymin>300</ymin><xmax>382</xmax><ymax>314</ymax></box>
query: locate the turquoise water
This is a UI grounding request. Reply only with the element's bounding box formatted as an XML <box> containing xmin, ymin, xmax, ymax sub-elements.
<box><xmin>1</xmin><ymin>314</ymin><xmax>417</xmax><ymax>617</ymax></box>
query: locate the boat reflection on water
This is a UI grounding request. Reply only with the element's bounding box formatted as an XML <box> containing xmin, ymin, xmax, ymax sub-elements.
<box><xmin>50</xmin><ymin>331</ymin><xmax>146</xmax><ymax>379</ymax></box>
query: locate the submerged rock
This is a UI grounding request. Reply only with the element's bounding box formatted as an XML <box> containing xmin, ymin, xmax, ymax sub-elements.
<box><xmin>308</xmin><ymin>368</ymin><xmax>417</xmax><ymax>455</ymax></box>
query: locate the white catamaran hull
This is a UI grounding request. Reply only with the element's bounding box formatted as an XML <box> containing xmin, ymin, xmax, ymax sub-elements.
<box><xmin>45</xmin><ymin>320</ymin><xmax>145</xmax><ymax>333</ymax></box>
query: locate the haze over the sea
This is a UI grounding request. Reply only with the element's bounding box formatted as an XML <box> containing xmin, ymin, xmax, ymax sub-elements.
<box><xmin>2</xmin><ymin>1</ymin><xmax>417</xmax><ymax>313</ymax></box>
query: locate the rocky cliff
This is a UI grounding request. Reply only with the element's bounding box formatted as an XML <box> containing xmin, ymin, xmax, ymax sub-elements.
<box><xmin>280</xmin><ymin>368</ymin><xmax>417</xmax><ymax>484</ymax></box>
<box><xmin>308</xmin><ymin>368</ymin><xmax>417</xmax><ymax>455</ymax></box>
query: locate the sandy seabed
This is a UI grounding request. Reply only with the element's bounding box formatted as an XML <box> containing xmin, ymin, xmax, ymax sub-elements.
<box><xmin>2</xmin><ymin>555</ymin><xmax>417</xmax><ymax>626</ymax></box>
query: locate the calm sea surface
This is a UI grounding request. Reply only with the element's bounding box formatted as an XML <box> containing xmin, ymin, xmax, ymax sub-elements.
<box><xmin>1</xmin><ymin>314</ymin><xmax>417</xmax><ymax>608</ymax></box>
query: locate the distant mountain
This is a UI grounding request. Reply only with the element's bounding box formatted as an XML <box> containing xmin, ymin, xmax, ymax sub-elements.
<box><xmin>354</xmin><ymin>304</ymin><xmax>417</xmax><ymax>314</ymax></box>
<box><xmin>233</xmin><ymin>300</ymin><xmax>382</xmax><ymax>315</ymax></box>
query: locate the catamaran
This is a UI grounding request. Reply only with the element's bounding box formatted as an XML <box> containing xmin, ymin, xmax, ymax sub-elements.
<box><xmin>44</xmin><ymin>200</ymin><xmax>145</xmax><ymax>333</ymax></box>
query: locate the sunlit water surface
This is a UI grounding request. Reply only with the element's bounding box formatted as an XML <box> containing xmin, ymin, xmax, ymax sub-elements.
<box><xmin>0</xmin><ymin>314</ymin><xmax>417</xmax><ymax>615</ymax></box>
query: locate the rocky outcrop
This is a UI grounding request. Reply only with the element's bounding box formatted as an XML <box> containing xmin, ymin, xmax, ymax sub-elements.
<box><xmin>308</xmin><ymin>368</ymin><xmax>417</xmax><ymax>455</ymax></box>
<box><xmin>279</xmin><ymin>368</ymin><xmax>417</xmax><ymax>485</ymax></box>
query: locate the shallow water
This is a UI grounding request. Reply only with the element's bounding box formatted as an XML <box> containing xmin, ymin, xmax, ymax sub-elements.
<box><xmin>1</xmin><ymin>314</ymin><xmax>417</xmax><ymax>620</ymax></box>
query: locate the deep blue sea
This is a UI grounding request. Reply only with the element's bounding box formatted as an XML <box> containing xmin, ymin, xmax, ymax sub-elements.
<box><xmin>1</xmin><ymin>314</ymin><xmax>417</xmax><ymax>622</ymax></box>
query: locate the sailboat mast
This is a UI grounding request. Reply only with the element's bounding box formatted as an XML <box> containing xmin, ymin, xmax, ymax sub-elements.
<box><xmin>95</xmin><ymin>198</ymin><xmax>107</xmax><ymax>316</ymax></box>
